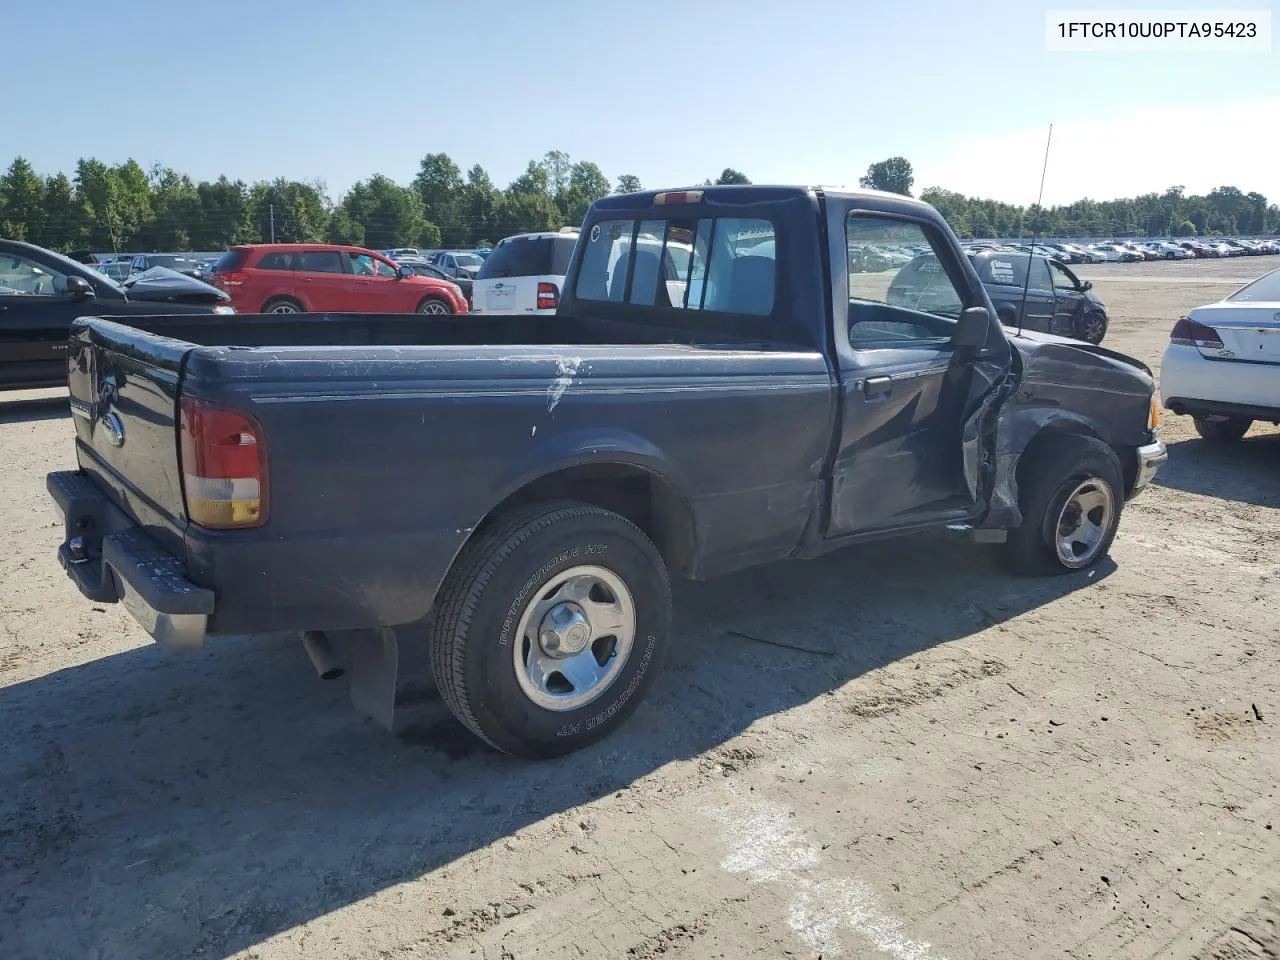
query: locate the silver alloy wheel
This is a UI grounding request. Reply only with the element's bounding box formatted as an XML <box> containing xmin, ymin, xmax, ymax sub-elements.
<box><xmin>1054</xmin><ymin>478</ymin><xmax>1115</xmax><ymax>568</ymax></box>
<box><xmin>419</xmin><ymin>299</ymin><xmax>450</xmax><ymax>314</ymax></box>
<box><xmin>512</xmin><ymin>564</ymin><xmax>636</xmax><ymax>712</ymax></box>
<box><xmin>267</xmin><ymin>301</ymin><xmax>299</xmax><ymax>314</ymax></box>
<box><xmin>1081</xmin><ymin>313</ymin><xmax>1106</xmax><ymax>343</ymax></box>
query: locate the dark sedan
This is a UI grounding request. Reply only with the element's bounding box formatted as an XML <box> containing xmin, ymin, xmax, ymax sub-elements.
<box><xmin>403</xmin><ymin>260</ymin><xmax>472</xmax><ymax>305</ymax></box>
<box><xmin>0</xmin><ymin>239</ymin><xmax>234</xmax><ymax>390</ymax></box>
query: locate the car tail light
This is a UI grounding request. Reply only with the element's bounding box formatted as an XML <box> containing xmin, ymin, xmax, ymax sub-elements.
<box><xmin>653</xmin><ymin>190</ymin><xmax>703</xmax><ymax>205</ymax></box>
<box><xmin>1169</xmin><ymin>316</ymin><xmax>1223</xmax><ymax>348</ymax></box>
<box><xmin>537</xmin><ymin>282</ymin><xmax>559</xmax><ymax>310</ymax></box>
<box><xmin>218</xmin><ymin>271</ymin><xmax>248</xmax><ymax>288</ymax></box>
<box><xmin>180</xmin><ymin>396</ymin><xmax>268</xmax><ymax>528</ymax></box>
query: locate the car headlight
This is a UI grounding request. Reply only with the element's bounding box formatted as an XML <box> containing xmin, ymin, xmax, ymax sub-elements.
<box><xmin>212</xmin><ymin>305</ymin><xmax>237</xmax><ymax>315</ymax></box>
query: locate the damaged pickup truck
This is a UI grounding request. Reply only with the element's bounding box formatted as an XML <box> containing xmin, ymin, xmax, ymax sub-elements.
<box><xmin>47</xmin><ymin>186</ymin><xmax>1167</xmax><ymax>757</ymax></box>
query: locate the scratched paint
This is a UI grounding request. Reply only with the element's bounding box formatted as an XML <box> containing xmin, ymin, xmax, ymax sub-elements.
<box><xmin>707</xmin><ymin>786</ymin><xmax>942</xmax><ymax>960</ymax></box>
<box><xmin>546</xmin><ymin>357</ymin><xmax>582</xmax><ymax>415</ymax></box>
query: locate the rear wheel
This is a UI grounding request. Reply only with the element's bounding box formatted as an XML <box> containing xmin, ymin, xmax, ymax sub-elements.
<box><xmin>417</xmin><ymin>297</ymin><xmax>451</xmax><ymax>315</ymax></box>
<box><xmin>1001</xmin><ymin>435</ymin><xmax>1124</xmax><ymax>575</ymax></box>
<box><xmin>1193</xmin><ymin>415</ymin><xmax>1251</xmax><ymax>442</ymax></box>
<box><xmin>262</xmin><ymin>297</ymin><xmax>301</xmax><ymax>314</ymax></box>
<box><xmin>429</xmin><ymin>500</ymin><xmax>671</xmax><ymax>758</ymax></box>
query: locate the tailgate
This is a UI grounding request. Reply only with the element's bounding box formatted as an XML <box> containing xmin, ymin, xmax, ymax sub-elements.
<box><xmin>68</xmin><ymin>318</ymin><xmax>194</xmax><ymax>553</ymax></box>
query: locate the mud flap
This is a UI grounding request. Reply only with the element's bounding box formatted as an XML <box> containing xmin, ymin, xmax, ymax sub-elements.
<box><xmin>329</xmin><ymin>628</ymin><xmax>400</xmax><ymax>732</ymax></box>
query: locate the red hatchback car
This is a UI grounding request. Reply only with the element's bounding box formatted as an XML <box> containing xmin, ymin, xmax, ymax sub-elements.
<box><xmin>209</xmin><ymin>244</ymin><xmax>468</xmax><ymax>315</ymax></box>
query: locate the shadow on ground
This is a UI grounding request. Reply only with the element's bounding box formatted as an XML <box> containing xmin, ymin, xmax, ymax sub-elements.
<box><xmin>1153</xmin><ymin>432</ymin><xmax>1280</xmax><ymax>507</ymax></box>
<box><xmin>0</xmin><ymin>395</ymin><xmax>70</xmax><ymax>425</ymax></box>
<box><xmin>0</xmin><ymin>534</ymin><xmax>1113</xmax><ymax>959</ymax></box>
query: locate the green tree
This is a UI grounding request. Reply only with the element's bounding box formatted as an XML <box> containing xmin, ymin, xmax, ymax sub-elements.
<box><xmin>0</xmin><ymin>156</ymin><xmax>45</xmax><ymax>242</ymax></box>
<box><xmin>325</xmin><ymin>206</ymin><xmax>366</xmax><ymax>246</ymax></box>
<box><xmin>249</xmin><ymin>178</ymin><xmax>328</xmax><ymax>243</ymax></box>
<box><xmin>714</xmin><ymin>168</ymin><xmax>751</xmax><ymax>185</ymax></box>
<box><xmin>193</xmin><ymin>177</ymin><xmax>252</xmax><ymax>249</ymax></box>
<box><xmin>43</xmin><ymin>173</ymin><xmax>84</xmax><ymax>250</ymax></box>
<box><xmin>859</xmin><ymin>156</ymin><xmax>913</xmax><ymax>196</ymax></box>
<box><xmin>338</xmin><ymin>174</ymin><xmax>426</xmax><ymax>249</ymax></box>
<box><xmin>141</xmin><ymin>166</ymin><xmax>200</xmax><ymax>250</ymax></box>
<box><xmin>458</xmin><ymin>165</ymin><xmax>502</xmax><ymax>246</ymax></box>
<box><xmin>412</xmin><ymin>153</ymin><xmax>463</xmax><ymax>243</ymax></box>
<box><xmin>541</xmin><ymin>150</ymin><xmax>571</xmax><ymax>198</ymax></box>
<box><xmin>561</xmin><ymin>161</ymin><xmax>611</xmax><ymax>225</ymax></box>
<box><xmin>614</xmin><ymin>174</ymin><xmax>643</xmax><ymax>194</ymax></box>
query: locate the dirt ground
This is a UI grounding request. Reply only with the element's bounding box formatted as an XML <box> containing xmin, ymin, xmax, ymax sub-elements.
<box><xmin>2</xmin><ymin>256</ymin><xmax>1278</xmax><ymax>960</ymax></box>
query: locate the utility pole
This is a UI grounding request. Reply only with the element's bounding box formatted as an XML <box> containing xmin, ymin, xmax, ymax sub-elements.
<box><xmin>269</xmin><ymin>203</ymin><xmax>275</xmax><ymax>243</ymax></box>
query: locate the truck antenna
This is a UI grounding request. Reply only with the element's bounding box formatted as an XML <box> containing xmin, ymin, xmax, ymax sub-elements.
<box><xmin>1017</xmin><ymin>123</ymin><xmax>1054</xmax><ymax>337</ymax></box>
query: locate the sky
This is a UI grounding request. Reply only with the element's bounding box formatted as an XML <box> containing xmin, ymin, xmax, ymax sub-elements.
<box><xmin>6</xmin><ymin>0</ymin><xmax>1279</xmax><ymax>207</ymax></box>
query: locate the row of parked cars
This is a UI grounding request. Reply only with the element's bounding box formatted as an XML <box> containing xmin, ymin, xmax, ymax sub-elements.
<box><xmin>971</xmin><ymin>237</ymin><xmax>1280</xmax><ymax>264</ymax></box>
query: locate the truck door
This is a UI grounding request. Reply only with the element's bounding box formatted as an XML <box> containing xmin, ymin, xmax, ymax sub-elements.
<box><xmin>1047</xmin><ymin>259</ymin><xmax>1087</xmax><ymax>337</ymax></box>
<box><xmin>0</xmin><ymin>250</ymin><xmax>83</xmax><ymax>388</ymax></box>
<box><xmin>824</xmin><ymin>203</ymin><xmax>1010</xmax><ymax>536</ymax></box>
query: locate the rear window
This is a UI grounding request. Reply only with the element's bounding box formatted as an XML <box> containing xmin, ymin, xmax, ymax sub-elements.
<box><xmin>574</xmin><ymin>216</ymin><xmax>775</xmax><ymax>316</ymax></box>
<box><xmin>1228</xmin><ymin>269</ymin><xmax>1280</xmax><ymax>303</ymax></box>
<box><xmin>551</xmin><ymin>236</ymin><xmax>577</xmax><ymax>275</ymax></box>
<box><xmin>478</xmin><ymin>237</ymin><xmax>555</xmax><ymax>279</ymax></box>
<box><xmin>256</xmin><ymin>251</ymin><xmax>294</xmax><ymax>271</ymax></box>
<box><xmin>212</xmin><ymin>250</ymin><xmax>246</xmax><ymax>273</ymax></box>
<box><xmin>969</xmin><ymin>253</ymin><xmax>1029</xmax><ymax>287</ymax></box>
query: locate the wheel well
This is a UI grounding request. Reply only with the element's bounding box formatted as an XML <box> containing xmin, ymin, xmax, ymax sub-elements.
<box><xmin>483</xmin><ymin>463</ymin><xmax>697</xmax><ymax>577</ymax></box>
<box><xmin>1018</xmin><ymin>423</ymin><xmax>1133</xmax><ymax>492</ymax></box>
<box><xmin>263</xmin><ymin>295</ymin><xmax>302</xmax><ymax>309</ymax></box>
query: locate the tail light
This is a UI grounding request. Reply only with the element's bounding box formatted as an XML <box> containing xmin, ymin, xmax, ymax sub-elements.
<box><xmin>1169</xmin><ymin>316</ymin><xmax>1223</xmax><ymax>348</ymax></box>
<box><xmin>537</xmin><ymin>282</ymin><xmax>559</xmax><ymax>310</ymax></box>
<box><xmin>179</xmin><ymin>397</ymin><xmax>268</xmax><ymax>528</ymax></box>
<box><xmin>217</xmin><ymin>271</ymin><xmax>248</xmax><ymax>288</ymax></box>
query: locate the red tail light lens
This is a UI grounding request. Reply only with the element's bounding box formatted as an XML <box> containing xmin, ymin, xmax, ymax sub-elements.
<box><xmin>217</xmin><ymin>271</ymin><xmax>248</xmax><ymax>288</ymax></box>
<box><xmin>1169</xmin><ymin>316</ymin><xmax>1224</xmax><ymax>348</ymax></box>
<box><xmin>179</xmin><ymin>397</ymin><xmax>268</xmax><ymax>529</ymax></box>
<box><xmin>537</xmin><ymin>281</ymin><xmax>559</xmax><ymax>310</ymax></box>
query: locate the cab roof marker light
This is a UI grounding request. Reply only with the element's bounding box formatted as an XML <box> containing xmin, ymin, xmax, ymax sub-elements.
<box><xmin>654</xmin><ymin>191</ymin><xmax>703</xmax><ymax>205</ymax></box>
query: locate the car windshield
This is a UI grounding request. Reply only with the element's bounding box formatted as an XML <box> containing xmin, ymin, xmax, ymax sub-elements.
<box><xmin>453</xmin><ymin>253</ymin><xmax>483</xmax><ymax>268</ymax></box>
<box><xmin>149</xmin><ymin>255</ymin><xmax>192</xmax><ymax>269</ymax></box>
<box><xmin>1227</xmin><ymin>269</ymin><xmax>1280</xmax><ymax>303</ymax></box>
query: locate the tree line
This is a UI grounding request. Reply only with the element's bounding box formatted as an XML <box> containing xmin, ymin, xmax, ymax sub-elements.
<box><xmin>2</xmin><ymin>150</ymin><xmax>1275</xmax><ymax>254</ymax></box>
<box><xmin>0</xmin><ymin>153</ymin><xmax>752</xmax><ymax>254</ymax></box>
<box><xmin>859</xmin><ymin>156</ymin><xmax>1280</xmax><ymax>239</ymax></box>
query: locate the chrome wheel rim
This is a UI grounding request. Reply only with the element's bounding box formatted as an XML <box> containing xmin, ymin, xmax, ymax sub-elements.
<box><xmin>512</xmin><ymin>565</ymin><xmax>635</xmax><ymax>712</ymax></box>
<box><xmin>1054</xmin><ymin>478</ymin><xmax>1115</xmax><ymax>568</ymax></box>
<box><xmin>420</xmin><ymin>300</ymin><xmax>449</xmax><ymax>314</ymax></box>
<box><xmin>268</xmin><ymin>302</ymin><xmax>298</xmax><ymax>314</ymax></box>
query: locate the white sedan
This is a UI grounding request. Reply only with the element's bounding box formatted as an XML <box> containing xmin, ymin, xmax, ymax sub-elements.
<box><xmin>1161</xmin><ymin>268</ymin><xmax>1280</xmax><ymax>440</ymax></box>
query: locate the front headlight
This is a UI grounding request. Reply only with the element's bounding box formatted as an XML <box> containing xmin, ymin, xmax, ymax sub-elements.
<box><xmin>212</xmin><ymin>305</ymin><xmax>237</xmax><ymax>315</ymax></box>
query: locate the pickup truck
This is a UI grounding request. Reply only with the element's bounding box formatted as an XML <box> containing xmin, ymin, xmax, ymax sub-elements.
<box><xmin>47</xmin><ymin>185</ymin><xmax>1168</xmax><ymax>758</ymax></box>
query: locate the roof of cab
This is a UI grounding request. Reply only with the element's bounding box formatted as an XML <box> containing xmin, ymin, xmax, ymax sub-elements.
<box><xmin>593</xmin><ymin>184</ymin><xmax>942</xmax><ymax>219</ymax></box>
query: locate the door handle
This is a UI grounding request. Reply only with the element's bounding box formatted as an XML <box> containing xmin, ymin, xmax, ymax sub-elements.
<box><xmin>863</xmin><ymin>376</ymin><xmax>892</xmax><ymax>400</ymax></box>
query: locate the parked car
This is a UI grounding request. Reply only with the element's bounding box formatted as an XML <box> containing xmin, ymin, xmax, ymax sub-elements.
<box><xmin>97</xmin><ymin>261</ymin><xmax>133</xmax><ymax>282</ymax></box>
<box><xmin>1090</xmin><ymin>244</ymin><xmax>1142</xmax><ymax>263</ymax></box>
<box><xmin>0</xmin><ymin>239</ymin><xmax>234</xmax><ymax>390</ymax></box>
<box><xmin>891</xmin><ymin>249</ymin><xmax>1108</xmax><ymax>343</ymax></box>
<box><xmin>382</xmin><ymin>247</ymin><xmax>424</xmax><ymax>261</ymax></box>
<box><xmin>430</xmin><ymin>250</ymin><xmax>486</xmax><ymax>281</ymax></box>
<box><xmin>46</xmin><ymin>185</ymin><xmax>1166</xmax><ymax>757</ymax></box>
<box><xmin>128</xmin><ymin>253</ymin><xmax>204</xmax><ymax>278</ymax></box>
<box><xmin>401</xmin><ymin>260</ymin><xmax>471</xmax><ymax>304</ymax></box>
<box><xmin>470</xmin><ymin>230</ymin><xmax>580</xmax><ymax>314</ymax></box>
<box><xmin>1179</xmin><ymin>241</ymin><xmax>1213</xmax><ymax>258</ymax></box>
<box><xmin>1143</xmin><ymin>241</ymin><xmax>1191</xmax><ymax>260</ymax></box>
<box><xmin>208</xmin><ymin>244</ymin><xmax>467</xmax><ymax>315</ymax></box>
<box><xmin>1161</xmin><ymin>267</ymin><xmax>1280</xmax><ymax>441</ymax></box>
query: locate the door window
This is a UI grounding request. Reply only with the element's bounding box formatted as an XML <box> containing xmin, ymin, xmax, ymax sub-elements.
<box><xmin>347</xmin><ymin>253</ymin><xmax>397</xmax><ymax>278</ymax></box>
<box><xmin>0</xmin><ymin>253</ymin><xmax>69</xmax><ymax>296</ymax></box>
<box><xmin>848</xmin><ymin>215</ymin><xmax>966</xmax><ymax>347</ymax></box>
<box><xmin>1049</xmin><ymin>261</ymin><xmax>1078</xmax><ymax>291</ymax></box>
<box><xmin>296</xmin><ymin>251</ymin><xmax>344</xmax><ymax>273</ymax></box>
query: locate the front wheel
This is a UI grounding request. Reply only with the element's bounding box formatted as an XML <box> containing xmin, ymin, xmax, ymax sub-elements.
<box><xmin>1077</xmin><ymin>311</ymin><xmax>1107</xmax><ymax>344</ymax></box>
<box><xmin>1193</xmin><ymin>415</ymin><xmax>1251</xmax><ymax>442</ymax></box>
<box><xmin>262</xmin><ymin>297</ymin><xmax>301</xmax><ymax>314</ymax></box>
<box><xmin>417</xmin><ymin>297</ymin><xmax>452</xmax><ymax>315</ymax></box>
<box><xmin>429</xmin><ymin>501</ymin><xmax>671</xmax><ymax>758</ymax></box>
<box><xmin>1001</xmin><ymin>436</ymin><xmax>1124</xmax><ymax>575</ymax></box>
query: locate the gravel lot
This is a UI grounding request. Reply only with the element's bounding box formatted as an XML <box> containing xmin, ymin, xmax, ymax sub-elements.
<box><xmin>2</xmin><ymin>256</ymin><xmax>1278</xmax><ymax>960</ymax></box>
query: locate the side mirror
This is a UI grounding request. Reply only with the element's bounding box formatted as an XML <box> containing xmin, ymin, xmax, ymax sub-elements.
<box><xmin>1081</xmin><ymin>280</ymin><xmax>1093</xmax><ymax>291</ymax></box>
<box><xmin>66</xmin><ymin>275</ymin><xmax>95</xmax><ymax>301</ymax></box>
<box><xmin>951</xmin><ymin>306</ymin><xmax>990</xmax><ymax>348</ymax></box>
<box><xmin>397</xmin><ymin>265</ymin><xmax>413</xmax><ymax>279</ymax></box>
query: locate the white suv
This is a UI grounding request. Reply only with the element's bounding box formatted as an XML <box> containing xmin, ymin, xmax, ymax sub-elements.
<box><xmin>471</xmin><ymin>229</ymin><xmax>579</xmax><ymax>315</ymax></box>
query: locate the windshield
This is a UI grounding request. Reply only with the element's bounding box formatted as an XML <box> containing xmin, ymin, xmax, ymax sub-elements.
<box><xmin>453</xmin><ymin>253</ymin><xmax>483</xmax><ymax>268</ymax></box>
<box><xmin>149</xmin><ymin>255</ymin><xmax>193</xmax><ymax>269</ymax></box>
<box><xmin>1227</xmin><ymin>269</ymin><xmax>1280</xmax><ymax>303</ymax></box>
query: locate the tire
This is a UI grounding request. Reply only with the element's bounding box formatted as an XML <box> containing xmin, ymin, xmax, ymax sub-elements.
<box><xmin>429</xmin><ymin>500</ymin><xmax>671</xmax><ymax>758</ymax></box>
<box><xmin>1164</xmin><ymin>252</ymin><xmax>1175</xmax><ymax>260</ymax></box>
<box><xmin>417</xmin><ymin>297</ymin><xmax>452</xmax><ymax>315</ymax></box>
<box><xmin>1077</xmin><ymin>311</ymin><xmax>1107</xmax><ymax>344</ymax></box>
<box><xmin>262</xmin><ymin>297</ymin><xmax>301</xmax><ymax>314</ymax></box>
<box><xmin>1193</xmin><ymin>415</ymin><xmax>1251</xmax><ymax>442</ymax></box>
<box><xmin>1001</xmin><ymin>435</ymin><xmax>1124</xmax><ymax>576</ymax></box>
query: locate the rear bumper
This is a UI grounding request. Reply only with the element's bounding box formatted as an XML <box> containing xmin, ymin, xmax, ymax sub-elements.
<box><xmin>48</xmin><ymin>470</ymin><xmax>212</xmax><ymax>649</ymax></box>
<box><xmin>1161</xmin><ymin>344</ymin><xmax>1280</xmax><ymax>413</ymax></box>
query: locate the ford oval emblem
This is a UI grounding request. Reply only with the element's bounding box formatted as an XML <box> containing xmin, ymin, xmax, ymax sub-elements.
<box><xmin>101</xmin><ymin>412</ymin><xmax>125</xmax><ymax>447</ymax></box>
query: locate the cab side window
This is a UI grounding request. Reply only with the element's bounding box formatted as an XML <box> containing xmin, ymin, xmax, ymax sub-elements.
<box><xmin>0</xmin><ymin>253</ymin><xmax>68</xmax><ymax>296</ymax></box>
<box><xmin>847</xmin><ymin>215</ymin><xmax>967</xmax><ymax>348</ymax></box>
